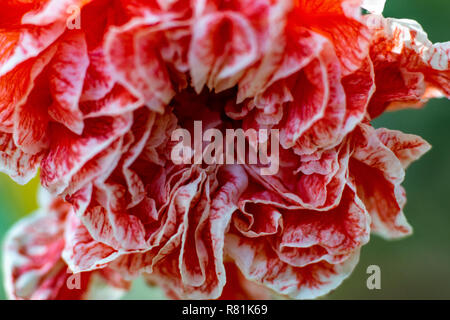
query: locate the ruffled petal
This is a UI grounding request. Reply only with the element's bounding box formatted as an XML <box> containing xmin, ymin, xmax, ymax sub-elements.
<box><xmin>189</xmin><ymin>11</ymin><xmax>258</xmax><ymax>93</ymax></box>
<box><xmin>41</xmin><ymin>113</ymin><xmax>133</xmax><ymax>194</ymax></box>
<box><xmin>0</xmin><ymin>132</ymin><xmax>43</xmax><ymax>184</ymax></box>
<box><xmin>350</xmin><ymin>123</ymin><xmax>430</xmax><ymax>239</ymax></box>
<box><xmin>3</xmin><ymin>195</ymin><xmax>130</xmax><ymax>300</ymax></box>
<box><xmin>292</xmin><ymin>0</ymin><xmax>372</xmax><ymax>75</ymax></box>
<box><xmin>47</xmin><ymin>31</ymin><xmax>89</xmax><ymax>135</ymax></box>
<box><xmin>105</xmin><ymin>17</ymin><xmax>189</xmax><ymax>112</ymax></box>
<box><xmin>225</xmin><ymin>233</ymin><xmax>361</xmax><ymax>299</ymax></box>
<box><xmin>0</xmin><ymin>23</ymin><xmax>65</xmax><ymax>77</ymax></box>
<box><xmin>368</xmin><ymin>17</ymin><xmax>450</xmax><ymax>118</ymax></box>
<box><xmin>273</xmin><ymin>186</ymin><xmax>370</xmax><ymax>267</ymax></box>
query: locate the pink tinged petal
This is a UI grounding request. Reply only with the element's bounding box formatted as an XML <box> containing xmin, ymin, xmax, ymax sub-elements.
<box><xmin>189</xmin><ymin>12</ymin><xmax>258</xmax><ymax>93</ymax></box>
<box><xmin>81</xmin><ymin>47</ymin><xmax>115</xmax><ymax>101</ymax></box>
<box><xmin>274</xmin><ymin>187</ymin><xmax>370</xmax><ymax>267</ymax></box>
<box><xmin>362</xmin><ymin>0</ymin><xmax>386</xmax><ymax>14</ymax></box>
<box><xmin>0</xmin><ymin>22</ymin><xmax>65</xmax><ymax>77</ymax></box>
<box><xmin>41</xmin><ymin>113</ymin><xmax>133</xmax><ymax>194</ymax></box>
<box><xmin>21</xmin><ymin>0</ymin><xmax>89</xmax><ymax>25</ymax></box>
<box><xmin>190</xmin><ymin>165</ymin><xmax>249</xmax><ymax>298</ymax></box>
<box><xmin>350</xmin><ymin>124</ymin><xmax>430</xmax><ymax>239</ymax></box>
<box><xmin>2</xmin><ymin>196</ymin><xmax>129</xmax><ymax>300</ymax></box>
<box><xmin>48</xmin><ymin>31</ymin><xmax>89</xmax><ymax>134</ymax></box>
<box><xmin>105</xmin><ymin>19</ymin><xmax>178</xmax><ymax>113</ymax></box>
<box><xmin>299</xmin><ymin>146</ymin><xmax>350</xmax><ymax>210</ymax></box>
<box><xmin>376</xmin><ymin>128</ymin><xmax>431</xmax><ymax>169</ymax></box>
<box><xmin>69</xmin><ymin>184</ymin><xmax>133</xmax><ymax>251</ymax></box>
<box><xmin>368</xmin><ymin>17</ymin><xmax>450</xmax><ymax>116</ymax></box>
<box><xmin>80</xmin><ymin>85</ymin><xmax>142</xmax><ymax>118</ymax></box>
<box><xmin>294</xmin><ymin>0</ymin><xmax>372</xmax><ymax>75</ymax></box>
<box><xmin>93</xmin><ymin>182</ymin><xmax>147</xmax><ymax>251</ymax></box>
<box><xmin>292</xmin><ymin>46</ymin><xmax>347</xmax><ymax>155</ymax></box>
<box><xmin>368</xmin><ymin>66</ymin><xmax>426</xmax><ymax>118</ymax></box>
<box><xmin>67</xmin><ymin>184</ymin><xmax>117</xmax><ymax>249</ymax></box>
<box><xmin>7</xmin><ymin>48</ymin><xmax>57</xmax><ymax>156</ymax></box>
<box><xmin>279</xmin><ymin>58</ymin><xmax>328</xmax><ymax>150</ymax></box>
<box><xmin>379</xmin><ymin>18</ymin><xmax>449</xmax><ymax>72</ymax></box>
<box><xmin>69</xmin><ymin>176</ymin><xmax>148</xmax><ymax>252</ymax></box>
<box><xmin>236</xmin><ymin>1</ymin><xmax>296</xmax><ymax>103</ymax></box>
<box><xmin>121</xmin><ymin>109</ymin><xmax>157</xmax><ymax>208</ymax></box>
<box><xmin>0</xmin><ymin>132</ymin><xmax>43</xmax><ymax>185</ymax></box>
<box><xmin>141</xmin><ymin>111</ymin><xmax>178</xmax><ymax>166</ymax></box>
<box><xmin>132</xmin><ymin>27</ymin><xmax>177</xmax><ymax>111</ymax></box>
<box><xmin>225</xmin><ymin>234</ymin><xmax>361</xmax><ymax>299</ymax></box>
<box><xmin>264</xmin><ymin>29</ymin><xmax>328</xmax><ymax>93</ymax></box>
<box><xmin>239</xmin><ymin>29</ymin><xmax>329</xmax><ymax>130</ymax></box>
<box><xmin>12</xmin><ymin>70</ymin><xmax>51</xmax><ymax>155</ymax></box>
<box><xmin>179</xmin><ymin>172</ymin><xmax>212</xmax><ymax>287</ymax></box>
<box><xmin>219</xmin><ymin>262</ymin><xmax>271</xmax><ymax>300</ymax></box>
<box><xmin>0</xmin><ymin>48</ymin><xmax>54</xmax><ymax>133</ymax></box>
<box><xmin>62</xmin><ymin>210</ymin><xmax>122</xmax><ymax>273</ymax></box>
<box><xmin>245</xmin><ymin>143</ymin><xmax>350</xmax><ymax>211</ymax></box>
<box><xmin>234</xmin><ymin>199</ymin><xmax>282</xmax><ymax>238</ymax></box>
<box><xmin>3</xmin><ymin>200</ymin><xmax>66</xmax><ymax>300</ymax></box>
<box><xmin>351</xmin><ymin>158</ymin><xmax>410</xmax><ymax>239</ymax></box>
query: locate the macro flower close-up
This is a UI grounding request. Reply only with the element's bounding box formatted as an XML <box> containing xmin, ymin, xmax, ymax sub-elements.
<box><xmin>0</xmin><ymin>0</ymin><xmax>449</xmax><ymax>302</ymax></box>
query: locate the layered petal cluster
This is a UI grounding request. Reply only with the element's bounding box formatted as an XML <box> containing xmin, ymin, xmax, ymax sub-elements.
<box><xmin>3</xmin><ymin>190</ymin><xmax>130</xmax><ymax>300</ymax></box>
<box><xmin>1</xmin><ymin>0</ymin><xmax>448</xmax><ymax>300</ymax></box>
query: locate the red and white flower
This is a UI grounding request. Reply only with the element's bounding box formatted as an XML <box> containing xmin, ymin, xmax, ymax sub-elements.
<box><xmin>0</xmin><ymin>0</ymin><xmax>448</xmax><ymax>300</ymax></box>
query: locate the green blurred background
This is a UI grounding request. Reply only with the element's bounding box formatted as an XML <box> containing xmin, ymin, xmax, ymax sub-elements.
<box><xmin>0</xmin><ymin>0</ymin><xmax>449</xmax><ymax>300</ymax></box>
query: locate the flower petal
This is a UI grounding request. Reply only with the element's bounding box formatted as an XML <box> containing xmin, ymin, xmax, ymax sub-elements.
<box><xmin>48</xmin><ymin>31</ymin><xmax>89</xmax><ymax>134</ymax></box>
<box><xmin>225</xmin><ymin>233</ymin><xmax>361</xmax><ymax>299</ymax></box>
<box><xmin>3</xmin><ymin>195</ymin><xmax>129</xmax><ymax>300</ymax></box>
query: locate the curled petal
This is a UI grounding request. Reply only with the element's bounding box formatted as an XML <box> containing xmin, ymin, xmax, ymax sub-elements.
<box><xmin>361</xmin><ymin>0</ymin><xmax>386</xmax><ymax>14</ymax></box>
<box><xmin>105</xmin><ymin>17</ymin><xmax>188</xmax><ymax>112</ymax></box>
<box><xmin>368</xmin><ymin>17</ymin><xmax>450</xmax><ymax>117</ymax></box>
<box><xmin>47</xmin><ymin>31</ymin><xmax>89</xmax><ymax>134</ymax></box>
<box><xmin>62</xmin><ymin>210</ymin><xmax>123</xmax><ymax>273</ymax></box>
<box><xmin>0</xmin><ymin>132</ymin><xmax>43</xmax><ymax>184</ymax></box>
<box><xmin>293</xmin><ymin>0</ymin><xmax>372</xmax><ymax>75</ymax></box>
<box><xmin>0</xmin><ymin>23</ymin><xmax>65</xmax><ymax>77</ymax></box>
<box><xmin>376</xmin><ymin>128</ymin><xmax>431</xmax><ymax>169</ymax></box>
<box><xmin>350</xmin><ymin>124</ymin><xmax>430</xmax><ymax>239</ymax></box>
<box><xmin>189</xmin><ymin>12</ymin><xmax>258</xmax><ymax>93</ymax></box>
<box><xmin>273</xmin><ymin>186</ymin><xmax>370</xmax><ymax>267</ymax></box>
<box><xmin>41</xmin><ymin>113</ymin><xmax>133</xmax><ymax>194</ymax></box>
<box><xmin>3</xmin><ymin>195</ymin><xmax>130</xmax><ymax>300</ymax></box>
<box><xmin>22</xmin><ymin>0</ymin><xmax>92</xmax><ymax>26</ymax></box>
<box><xmin>225</xmin><ymin>233</ymin><xmax>361</xmax><ymax>299</ymax></box>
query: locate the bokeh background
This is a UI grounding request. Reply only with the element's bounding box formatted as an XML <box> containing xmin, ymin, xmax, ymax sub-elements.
<box><xmin>0</xmin><ymin>0</ymin><xmax>449</xmax><ymax>300</ymax></box>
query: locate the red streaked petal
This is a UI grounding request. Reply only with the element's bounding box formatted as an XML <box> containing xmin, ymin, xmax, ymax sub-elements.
<box><xmin>0</xmin><ymin>22</ymin><xmax>65</xmax><ymax>77</ymax></box>
<box><xmin>0</xmin><ymin>132</ymin><xmax>43</xmax><ymax>184</ymax></box>
<box><xmin>189</xmin><ymin>12</ymin><xmax>258</xmax><ymax>93</ymax></box>
<box><xmin>62</xmin><ymin>209</ymin><xmax>122</xmax><ymax>273</ymax></box>
<box><xmin>225</xmin><ymin>233</ymin><xmax>361</xmax><ymax>299</ymax></box>
<box><xmin>41</xmin><ymin>113</ymin><xmax>133</xmax><ymax>194</ymax></box>
<box><xmin>3</xmin><ymin>195</ymin><xmax>129</xmax><ymax>300</ymax></box>
<box><xmin>279</xmin><ymin>58</ymin><xmax>328</xmax><ymax>150</ymax></box>
<box><xmin>48</xmin><ymin>31</ymin><xmax>89</xmax><ymax>134</ymax></box>
<box><xmin>274</xmin><ymin>186</ymin><xmax>370</xmax><ymax>267</ymax></box>
<box><xmin>376</xmin><ymin>128</ymin><xmax>431</xmax><ymax>169</ymax></box>
<box><xmin>293</xmin><ymin>0</ymin><xmax>372</xmax><ymax>75</ymax></box>
<box><xmin>350</xmin><ymin>124</ymin><xmax>430</xmax><ymax>239</ymax></box>
<box><xmin>105</xmin><ymin>18</ymin><xmax>185</xmax><ymax>113</ymax></box>
<box><xmin>218</xmin><ymin>263</ymin><xmax>271</xmax><ymax>300</ymax></box>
